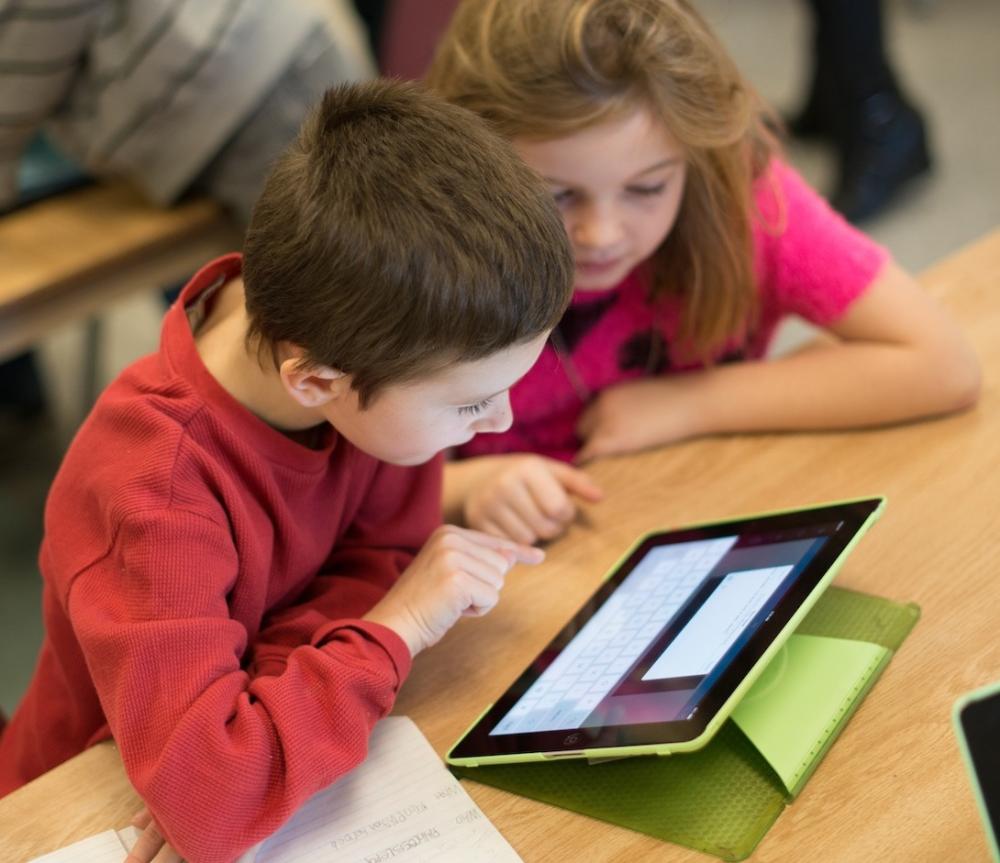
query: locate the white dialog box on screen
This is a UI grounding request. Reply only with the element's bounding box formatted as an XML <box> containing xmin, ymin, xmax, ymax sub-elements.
<box><xmin>642</xmin><ymin>565</ymin><xmax>792</xmax><ymax>680</ymax></box>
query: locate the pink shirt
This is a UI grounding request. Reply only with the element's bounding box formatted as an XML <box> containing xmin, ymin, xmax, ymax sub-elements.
<box><xmin>456</xmin><ymin>160</ymin><xmax>890</xmax><ymax>462</ymax></box>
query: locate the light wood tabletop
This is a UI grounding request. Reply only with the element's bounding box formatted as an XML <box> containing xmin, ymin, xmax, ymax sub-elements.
<box><xmin>0</xmin><ymin>183</ymin><xmax>240</xmax><ymax>360</ymax></box>
<box><xmin>1</xmin><ymin>228</ymin><xmax>998</xmax><ymax>862</ymax></box>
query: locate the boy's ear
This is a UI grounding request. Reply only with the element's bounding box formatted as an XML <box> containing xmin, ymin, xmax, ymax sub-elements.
<box><xmin>278</xmin><ymin>350</ymin><xmax>349</xmax><ymax>408</ymax></box>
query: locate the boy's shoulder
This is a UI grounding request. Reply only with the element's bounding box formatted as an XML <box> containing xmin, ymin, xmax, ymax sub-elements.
<box><xmin>51</xmin><ymin>256</ymin><xmax>259</xmax><ymax>525</ymax></box>
<box><xmin>55</xmin><ymin>348</ymin><xmax>224</xmax><ymax>516</ymax></box>
<box><xmin>39</xmin><ymin>351</ymin><xmax>235</xmax><ymax>594</ymax></box>
<box><xmin>75</xmin><ymin>251</ymin><xmax>254</xmax><ymax>498</ymax></box>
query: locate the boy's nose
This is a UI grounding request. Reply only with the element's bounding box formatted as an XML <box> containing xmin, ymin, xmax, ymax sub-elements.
<box><xmin>474</xmin><ymin>394</ymin><xmax>513</xmax><ymax>434</ymax></box>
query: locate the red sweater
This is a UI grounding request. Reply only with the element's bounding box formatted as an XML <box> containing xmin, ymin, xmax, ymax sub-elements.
<box><xmin>0</xmin><ymin>255</ymin><xmax>442</xmax><ymax>862</ymax></box>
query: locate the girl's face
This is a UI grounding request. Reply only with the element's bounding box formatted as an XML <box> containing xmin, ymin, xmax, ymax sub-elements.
<box><xmin>514</xmin><ymin>108</ymin><xmax>687</xmax><ymax>292</ymax></box>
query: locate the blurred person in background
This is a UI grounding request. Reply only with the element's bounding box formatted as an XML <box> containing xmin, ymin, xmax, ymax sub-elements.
<box><xmin>789</xmin><ymin>0</ymin><xmax>932</xmax><ymax>224</ymax></box>
<box><xmin>0</xmin><ymin>0</ymin><xmax>375</xmax><ymax>426</ymax></box>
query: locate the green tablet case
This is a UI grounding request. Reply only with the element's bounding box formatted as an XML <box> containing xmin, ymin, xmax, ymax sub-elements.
<box><xmin>452</xmin><ymin>586</ymin><xmax>919</xmax><ymax>861</ymax></box>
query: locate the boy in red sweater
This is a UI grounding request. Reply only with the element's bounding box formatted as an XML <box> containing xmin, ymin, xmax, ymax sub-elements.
<box><xmin>0</xmin><ymin>80</ymin><xmax>573</xmax><ymax>862</ymax></box>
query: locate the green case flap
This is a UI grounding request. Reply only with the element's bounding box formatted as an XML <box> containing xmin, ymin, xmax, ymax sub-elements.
<box><xmin>731</xmin><ymin>634</ymin><xmax>890</xmax><ymax>797</ymax></box>
<box><xmin>453</xmin><ymin>586</ymin><xmax>920</xmax><ymax>861</ymax></box>
<box><xmin>456</xmin><ymin>721</ymin><xmax>784</xmax><ymax>862</ymax></box>
<box><xmin>794</xmin><ymin>585</ymin><xmax>919</xmax><ymax>649</ymax></box>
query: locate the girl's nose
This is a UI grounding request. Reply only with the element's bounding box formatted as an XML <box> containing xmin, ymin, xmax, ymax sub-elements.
<box><xmin>571</xmin><ymin>202</ymin><xmax>624</xmax><ymax>251</ymax></box>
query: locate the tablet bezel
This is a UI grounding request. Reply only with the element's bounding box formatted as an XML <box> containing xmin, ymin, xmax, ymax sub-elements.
<box><xmin>448</xmin><ymin>497</ymin><xmax>885</xmax><ymax>766</ymax></box>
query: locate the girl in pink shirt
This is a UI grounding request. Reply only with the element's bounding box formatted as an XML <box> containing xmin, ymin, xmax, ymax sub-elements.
<box><xmin>430</xmin><ymin>0</ymin><xmax>979</xmax><ymax>545</ymax></box>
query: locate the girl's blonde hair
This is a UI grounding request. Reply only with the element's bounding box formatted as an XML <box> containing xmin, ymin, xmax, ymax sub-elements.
<box><xmin>427</xmin><ymin>0</ymin><xmax>780</xmax><ymax>360</ymax></box>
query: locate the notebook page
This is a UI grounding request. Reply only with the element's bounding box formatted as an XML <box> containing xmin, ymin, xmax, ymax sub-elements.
<box><xmin>28</xmin><ymin>831</ymin><xmax>129</xmax><ymax>863</ymax></box>
<box><xmin>242</xmin><ymin>716</ymin><xmax>522</xmax><ymax>863</ymax></box>
<box><xmin>28</xmin><ymin>719</ymin><xmax>519</xmax><ymax>863</ymax></box>
<box><xmin>116</xmin><ymin>826</ymin><xmax>141</xmax><ymax>852</ymax></box>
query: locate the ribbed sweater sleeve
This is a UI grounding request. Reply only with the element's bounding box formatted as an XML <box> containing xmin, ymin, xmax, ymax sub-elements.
<box><xmin>67</xmin><ymin>508</ymin><xmax>408</xmax><ymax>863</ymax></box>
<box><xmin>246</xmin><ymin>457</ymin><xmax>441</xmax><ymax>679</ymax></box>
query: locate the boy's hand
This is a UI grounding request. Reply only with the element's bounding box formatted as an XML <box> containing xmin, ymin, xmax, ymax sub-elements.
<box><xmin>124</xmin><ymin>808</ymin><xmax>183</xmax><ymax>863</ymax></box>
<box><xmin>363</xmin><ymin>525</ymin><xmax>544</xmax><ymax>655</ymax></box>
<box><xmin>463</xmin><ymin>455</ymin><xmax>603</xmax><ymax>545</ymax></box>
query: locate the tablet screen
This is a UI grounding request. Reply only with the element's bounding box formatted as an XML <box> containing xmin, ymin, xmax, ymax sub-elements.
<box><xmin>958</xmin><ymin>689</ymin><xmax>1000</xmax><ymax>846</ymax></box>
<box><xmin>450</xmin><ymin>499</ymin><xmax>883</xmax><ymax>761</ymax></box>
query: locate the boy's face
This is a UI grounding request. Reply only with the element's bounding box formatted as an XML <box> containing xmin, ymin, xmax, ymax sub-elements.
<box><xmin>514</xmin><ymin>107</ymin><xmax>687</xmax><ymax>292</ymax></box>
<box><xmin>317</xmin><ymin>333</ymin><xmax>550</xmax><ymax>465</ymax></box>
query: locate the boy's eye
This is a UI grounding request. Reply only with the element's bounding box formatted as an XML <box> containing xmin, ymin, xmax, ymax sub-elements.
<box><xmin>458</xmin><ymin>397</ymin><xmax>493</xmax><ymax>416</ymax></box>
<box><xmin>626</xmin><ymin>182</ymin><xmax>667</xmax><ymax>197</ymax></box>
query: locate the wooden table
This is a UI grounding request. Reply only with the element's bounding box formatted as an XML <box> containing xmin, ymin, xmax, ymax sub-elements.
<box><xmin>0</xmin><ymin>183</ymin><xmax>240</xmax><ymax>407</ymax></box>
<box><xmin>2</xmin><ymin>229</ymin><xmax>998</xmax><ymax>862</ymax></box>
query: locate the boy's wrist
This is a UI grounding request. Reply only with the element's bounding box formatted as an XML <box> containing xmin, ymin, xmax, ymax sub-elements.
<box><xmin>362</xmin><ymin>605</ymin><xmax>423</xmax><ymax>657</ymax></box>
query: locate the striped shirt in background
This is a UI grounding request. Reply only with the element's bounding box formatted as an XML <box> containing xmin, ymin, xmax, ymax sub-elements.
<box><xmin>0</xmin><ymin>0</ymin><xmax>374</xmax><ymax>210</ymax></box>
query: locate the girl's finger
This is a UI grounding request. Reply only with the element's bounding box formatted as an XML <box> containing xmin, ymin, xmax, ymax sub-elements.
<box><xmin>502</xmin><ymin>477</ymin><xmax>567</xmax><ymax>537</ymax></box>
<box><xmin>547</xmin><ymin>461</ymin><xmax>604</xmax><ymax>502</ymax></box>
<box><xmin>574</xmin><ymin>434</ymin><xmax>615</xmax><ymax>465</ymax></box>
<box><xmin>486</xmin><ymin>504</ymin><xmax>538</xmax><ymax>547</ymax></box>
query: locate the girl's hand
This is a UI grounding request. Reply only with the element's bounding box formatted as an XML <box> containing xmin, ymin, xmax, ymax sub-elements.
<box><xmin>463</xmin><ymin>454</ymin><xmax>602</xmax><ymax>544</ymax></box>
<box><xmin>575</xmin><ymin>376</ymin><xmax>703</xmax><ymax>463</ymax></box>
<box><xmin>124</xmin><ymin>808</ymin><xmax>183</xmax><ymax>863</ymax></box>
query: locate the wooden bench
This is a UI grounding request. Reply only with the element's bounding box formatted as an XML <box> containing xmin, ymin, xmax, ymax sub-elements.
<box><xmin>0</xmin><ymin>183</ymin><xmax>241</xmax><ymax>408</ymax></box>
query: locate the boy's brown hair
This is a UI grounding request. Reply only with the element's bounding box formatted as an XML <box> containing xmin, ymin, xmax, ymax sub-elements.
<box><xmin>243</xmin><ymin>78</ymin><xmax>574</xmax><ymax>405</ymax></box>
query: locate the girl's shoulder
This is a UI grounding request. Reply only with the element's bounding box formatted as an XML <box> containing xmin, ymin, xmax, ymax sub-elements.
<box><xmin>750</xmin><ymin>157</ymin><xmax>888</xmax><ymax>261</ymax></box>
<box><xmin>748</xmin><ymin>158</ymin><xmax>891</xmax><ymax>323</ymax></box>
<box><xmin>750</xmin><ymin>157</ymin><xmax>829</xmax><ymax>231</ymax></box>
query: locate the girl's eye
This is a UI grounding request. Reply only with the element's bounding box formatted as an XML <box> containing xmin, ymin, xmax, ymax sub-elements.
<box><xmin>552</xmin><ymin>189</ymin><xmax>575</xmax><ymax>206</ymax></box>
<box><xmin>458</xmin><ymin>398</ymin><xmax>493</xmax><ymax>416</ymax></box>
<box><xmin>626</xmin><ymin>182</ymin><xmax>667</xmax><ymax>197</ymax></box>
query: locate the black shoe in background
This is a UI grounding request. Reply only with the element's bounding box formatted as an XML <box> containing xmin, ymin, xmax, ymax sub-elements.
<box><xmin>831</xmin><ymin>91</ymin><xmax>933</xmax><ymax>224</ymax></box>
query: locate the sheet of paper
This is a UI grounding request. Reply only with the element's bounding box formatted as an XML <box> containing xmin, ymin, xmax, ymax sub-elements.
<box><xmin>29</xmin><ymin>831</ymin><xmax>129</xmax><ymax>863</ymax></box>
<box><xmin>29</xmin><ymin>718</ymin><xmax>519</xmax><ymax>863</ymax></box>
<box><xmin>241</xmin><ymin>717</ymin><xmax>522</xmax><ymax>863</ymax></box>
<box><xmin>28</xmin><ymin>823</ymin><xmax>139</xmax><ymax>862</ymax></box>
